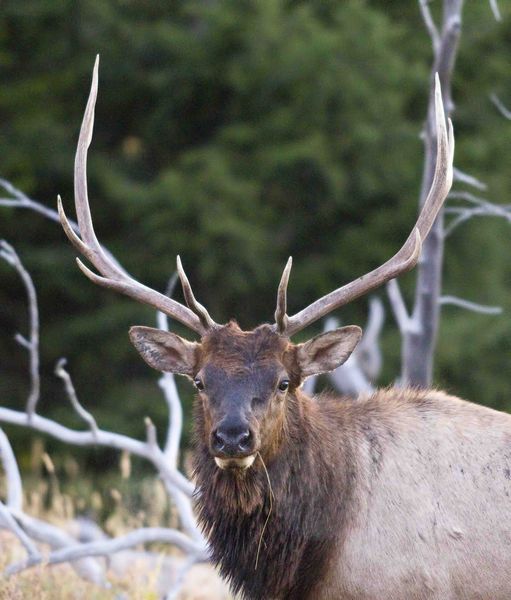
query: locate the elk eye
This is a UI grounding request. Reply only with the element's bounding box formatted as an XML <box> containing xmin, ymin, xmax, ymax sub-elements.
<box><xmin>278</xmin><ymin>379</ymin><xmax>290</xmax><ymax>392</ymax></box>
<box><xmin>194</xmin><ymin>377</ymin><xmax>204</xmax><ymax>391</ymax></box>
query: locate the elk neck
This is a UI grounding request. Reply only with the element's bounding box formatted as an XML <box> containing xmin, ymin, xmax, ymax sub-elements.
<box><xmin>192</xmin><ymin>388</ymin><xmax>359</xmax><ymax>600</ymax></box>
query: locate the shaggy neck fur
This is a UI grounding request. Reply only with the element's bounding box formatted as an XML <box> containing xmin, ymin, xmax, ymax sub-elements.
<box><xmin>193</xmin><ymin>390</ymin><xmax>357</xmax><ymax>600</ymax></box>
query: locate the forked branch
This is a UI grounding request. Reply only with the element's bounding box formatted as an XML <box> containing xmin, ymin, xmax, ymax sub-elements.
<box><xmin>0</xmin><ymin>241</ymin><xmax>40</xmax><ymax>417</ymax></box>
<box><xmin>5</xmin><ymin>526</ymin><xmax>207</xmax><ymax>577</ymax></box>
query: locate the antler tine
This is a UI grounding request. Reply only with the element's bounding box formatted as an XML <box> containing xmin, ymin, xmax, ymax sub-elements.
<box><xmin>282</xmin><ymin>74</ymin><xmax>454</xmax><ymax>338</ymax></box>
<box><xmin>176</xmin><ymin>256</ymin><xmax>216</xmax><ymax>330</ymax></box>
<box><xmin>274</xmin><ymin>257</ymin><xmax>292</xmax><ymax>333</ymax></box>
<box><xmin>59</xmin><ymin>56</ymin><xmax>214</xmax><ymax>336</ymax></box>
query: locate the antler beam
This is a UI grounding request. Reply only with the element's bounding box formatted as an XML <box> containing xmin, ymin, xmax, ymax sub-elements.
<box><xmin>59</xmin><ymin>56</ymin><xmax>215</xmax><ymax>336</ymax></box>
<box><xmin>276</xmin><ymin>74</ymin><xmax>454</xmax><ymax>337</ymax></box>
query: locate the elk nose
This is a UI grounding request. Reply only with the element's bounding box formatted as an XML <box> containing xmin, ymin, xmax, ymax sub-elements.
<box><xmin>212</xmin><ymin>426</ymin><xmax>253</xmax><ymax>456</ymax></box>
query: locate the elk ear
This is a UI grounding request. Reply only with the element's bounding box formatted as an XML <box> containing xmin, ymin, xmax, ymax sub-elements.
<box><xmin>296</xmin><ymin>326</ymin><xmax>362</xmax><ymax>378</ymax></box>
<box><xmin>129</xmin><ymin>326</ymin><xmax>199</xmax><ymax>376</ymax></box>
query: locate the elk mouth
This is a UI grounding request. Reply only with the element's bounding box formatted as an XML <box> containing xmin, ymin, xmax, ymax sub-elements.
<box><xmin>214</xmin><ymin>454</ymin><xmax>256</xmax><ymax>470</ymax></box>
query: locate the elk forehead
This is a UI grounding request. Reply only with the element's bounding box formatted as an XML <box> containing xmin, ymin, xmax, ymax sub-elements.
<box><xmin>199</xmin><ymin>322</ymin><xmax>291</xmax><ymax>374</ymax></box>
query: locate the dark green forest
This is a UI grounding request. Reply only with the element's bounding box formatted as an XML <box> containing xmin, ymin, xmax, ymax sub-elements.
<box><xmin>1</xmin><ymin>1</ymin><xmax>510</xmax><ymax>469</ymax></box>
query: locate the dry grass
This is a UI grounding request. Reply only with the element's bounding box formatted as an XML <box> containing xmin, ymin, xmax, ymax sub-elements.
<box><xmin>0</xmin><ymin>528</ymin><xmax>231</xmax><ymax>600</ymax></box>
<box><xmin>0</xmin><ymin>445</ymin><xmax>232</xmax><ymax>599</ymax></box>
<box><xmin>0</xmin><ymin>530</ymin><xmax>118</xmax><ymax>600</ymax></box>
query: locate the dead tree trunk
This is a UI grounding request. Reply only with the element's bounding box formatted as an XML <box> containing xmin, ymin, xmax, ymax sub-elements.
<box><xmin>402</xmin><ymin>0</ymin><xmax>462</xmax><ymax>386</ymax></box>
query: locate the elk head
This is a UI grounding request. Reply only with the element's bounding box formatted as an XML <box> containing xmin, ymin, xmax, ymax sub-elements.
<box><xmin>59</xmin><ymin>57</ymin><xmax>454</xmax><ymax>470</ymax></box>
<box><xmin>129</xmin><ymin>321</ymin><xmax>362</xmax><ymax>469</ymax></box>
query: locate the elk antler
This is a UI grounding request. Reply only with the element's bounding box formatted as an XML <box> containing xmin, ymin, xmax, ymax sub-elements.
<box><xmin>275</xmin><ymin>74</ymin><xmax>454</xmax><ymax>337</ymax></box>
<box><xmin>274</xmin><ymin>257</ymin><xmax>292</xmax><ymax>333</ymax></box>
<box><xmin>58</xmin><ymin>56</ymin><xmax>215</xmax><ymax>336</ymax></box>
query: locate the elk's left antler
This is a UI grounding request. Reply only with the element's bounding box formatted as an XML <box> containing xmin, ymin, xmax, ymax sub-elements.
<box><xmin>275</xmin><ymin>74</ymin><xmax>454</xmax><ymax>336</ymax></box>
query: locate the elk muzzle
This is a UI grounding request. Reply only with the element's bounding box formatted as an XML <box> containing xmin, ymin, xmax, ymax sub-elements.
<box><xmin>210</xmin><ymin>419</ymin><xmax>257</xmax><ymax>469</ymax></box>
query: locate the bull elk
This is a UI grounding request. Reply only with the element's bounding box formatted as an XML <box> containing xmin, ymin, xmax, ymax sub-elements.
<box><xmin>59</xmin><ymin>58</ymin><xmax>511</xmax><ymax>600</ymax></box>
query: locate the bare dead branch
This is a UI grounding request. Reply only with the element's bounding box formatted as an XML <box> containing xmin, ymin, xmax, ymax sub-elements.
<box><xmin>386</xmin><ymin>280</ymin><xmax>419</xmax><ymax>335</ymax></box>
<box><xmin>0</xmin><ymin>405</ymin><xmax>204</xmax><ymax>547</ymax></box>
<box><xmin>0</xmin><ymin>238</ymin><xmax>204</xmax><ymax>549</ymax></box>
<box><xmin>356</xmin><ymin>297</ymin><xmax>385</xmax><ymax>380</ymax></box>
<box><xmin>434</xmin><ymin>6</ymin><xmax>462</xmax><ymax>115</ymax></box>
<box><xmin>444</xmin><ymin>191</ymin><xmax>511</xmax><ymax>236</ymax></box>
<box><xmin>164</xmin><ymin>272</ymin><xmax>179</xmax><ymax>300</ymax></box>
<box><xmin>0</xmin><ymin>178</ymin><xmax>72</xmax><ymax>224</ymax></box>
<box><xmin>452</xmin><ymin>167</ymin><xmax>487</xmax><ymax>191</ymax></box>
<box><xmin>6</xmin><ymin>526</ymin><xmax>207</xmax><ymax>577</ymax></box>
<box><xmin>439</xmin><ymin>296</ymin><xmax>503</xmax><ymax>315</ymax></box>
<box><xmin>0</xmin><ymin>407</ymin><xmax>194</xmax><ymax>497</ymax></box>
<box><xmin>0</xmin><ymin>408</ymin><xmax>106</xmax><ymax>585</ymax></box>
<box><xmin>0</xmin><ymin>436</ymin><xmax>41</xmax><ymax>569</ymax></box>
<box><xmin>0</xmin><ymin>178</ymin><xmax>131</xmax><ymax>278</ymax></box>
<box><xmin>449</xmin><ymin>190</ymin><xmax>506</xmax><ymax>208</ymax></box>
<box><xmin>6</xmin><ymin>508</ymin><xmax>108</xmax><ymax>585</ymax></box>
<box><xmin>55</xmin><ymin>359</ymin><xmax>98</xmax><ymax>437</ymax></box>
<box><xmin>445</xmin><ymin>207</ymin><xmax>511</xmax><ymax>236</ymax></box>
<box><xmin>159</xmin><ymin>373</ymin><xmax>182</xmax><ymax>468</ymax></box>
<box><xmin>0</xmin><ymin>429</ymin><xmax>106</xmax><ymax>587</ymax></box>
<box><xmin>0</xmin><ymin>429</ymin><xmax>106</xmax><ymax>585</ymax></box>
<box><xmin>0</xmin><ymin>428</ymin><xmax>23</xmax><ymax>511</ymax></box>
<box><xmin>489</xmin><ymin>0</ymin><xmax>502</xmax><ymax>21</ymax></box>
<box><xmin>157</xmin><ymin>297</ymin><xmax>184</xmax><ymax>469</ymax></box>
<box><xmin>144</xmin><ymin>417</ymin><xmax>158</xmax><ymax>451</ymax></box>
<box><xmin>419</xmin><ymin>0</ymin><xmax>440</xmax><ymax>52</ymax></box>
<box><xmin>0</xmin><ymin>502</ymin><xmax>41</xmax><ymax>564</ymax></box>
<box><xmin>301</xmin><ymin>375</ymin><xmax>317</xmax><ymax>396</ymax></box>
<box><xmin>490</xmin><ymin>93</ymin><xmax>511</xmax><ymax>120</ymax></box>
<box><xmin>0</xmin><ymin>241</ymin><xmax>40</xmax><ymax>418</ymax></box>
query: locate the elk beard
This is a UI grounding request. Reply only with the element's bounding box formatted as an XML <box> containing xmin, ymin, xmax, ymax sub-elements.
<box><xmin>192</xmin><ymin>439</ymin><xmax>268</xmax><ymax>517</ymax></box>
<box><xmin>192</xmin><ymin>397</ymin><xmax>272</xmax><ymax>517</ymax></box>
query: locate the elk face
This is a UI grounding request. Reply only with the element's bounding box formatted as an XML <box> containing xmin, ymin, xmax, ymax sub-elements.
<box><xmin>129</xmin><ymin>321</ymin><xmax>361</xmax><ymax>471</ymax></box>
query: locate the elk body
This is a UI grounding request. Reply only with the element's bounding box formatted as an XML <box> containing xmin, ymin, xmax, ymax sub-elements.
<box><xmin>58</xmin><ymin>58</ymin><xmax>511</xmax><ymax>599</ymax></box>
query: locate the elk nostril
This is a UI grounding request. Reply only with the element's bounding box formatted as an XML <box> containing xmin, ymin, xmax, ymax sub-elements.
<box><xmin>212</xmin><ymin>430</ymin><xmax>226</xmax><ymax>452</ymax></box>
<box><xmin>237</xmin><ymin>430</ymin><xmax>252</xmax><ymax>451</ymax></box>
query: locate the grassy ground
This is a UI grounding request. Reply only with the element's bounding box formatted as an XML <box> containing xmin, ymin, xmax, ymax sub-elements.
<box><xmin>0</xmin><ymin>528</ymin><xmax>231</xmax><ymax>599</ymax></box>
<box><xmin>0</xmin><ymin>529</ymin><xmax>231</xmax><ymax>599</ymax></box>
<box><xmin>0</xmin><ymin>446</ymin><xmax>231</xmax><ymax>599</ymax></box>
<box><xmin>0</xmin><ymin>530</ymin><xmax>133</xmax><ymax>599</ymax></box>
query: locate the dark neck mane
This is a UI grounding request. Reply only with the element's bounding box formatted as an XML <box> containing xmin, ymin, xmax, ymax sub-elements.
<box><xmin>193</xmin><ymin>393</ymin><xmax>356</xmax><ymax>600</ymax></box>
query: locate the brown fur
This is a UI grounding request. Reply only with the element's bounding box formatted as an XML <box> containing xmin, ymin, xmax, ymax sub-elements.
<box><xmin>132</xmin><ymin>322</ymin><xmax>511</xmax><ymax>599</ymax></box>
<box><xmin>193</xmin><ymin>388</ymin><xmax>357</xmax><ymax>599</ymax></box>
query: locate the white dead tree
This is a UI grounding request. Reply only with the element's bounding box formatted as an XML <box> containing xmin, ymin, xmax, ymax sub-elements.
<box><xmin>383</xmin><ymin>0</ymin><xmax>506</xmax><ymax>388</ymax></box>
<box><xmin>0</xmin><ymin>234</ymin><xmax>209</xmax><ymax>597</ymax></box>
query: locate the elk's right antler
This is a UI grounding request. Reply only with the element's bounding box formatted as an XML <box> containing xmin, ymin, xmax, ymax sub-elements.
<box><xmin>275</xmin><ymin>74</ymin><xmax>454</xmax><ymax>336</ymax></box>
<box><xmin>59</xmin><ymin>56</ymin><xmax>215</xmax><ymax>336</ymax></box>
